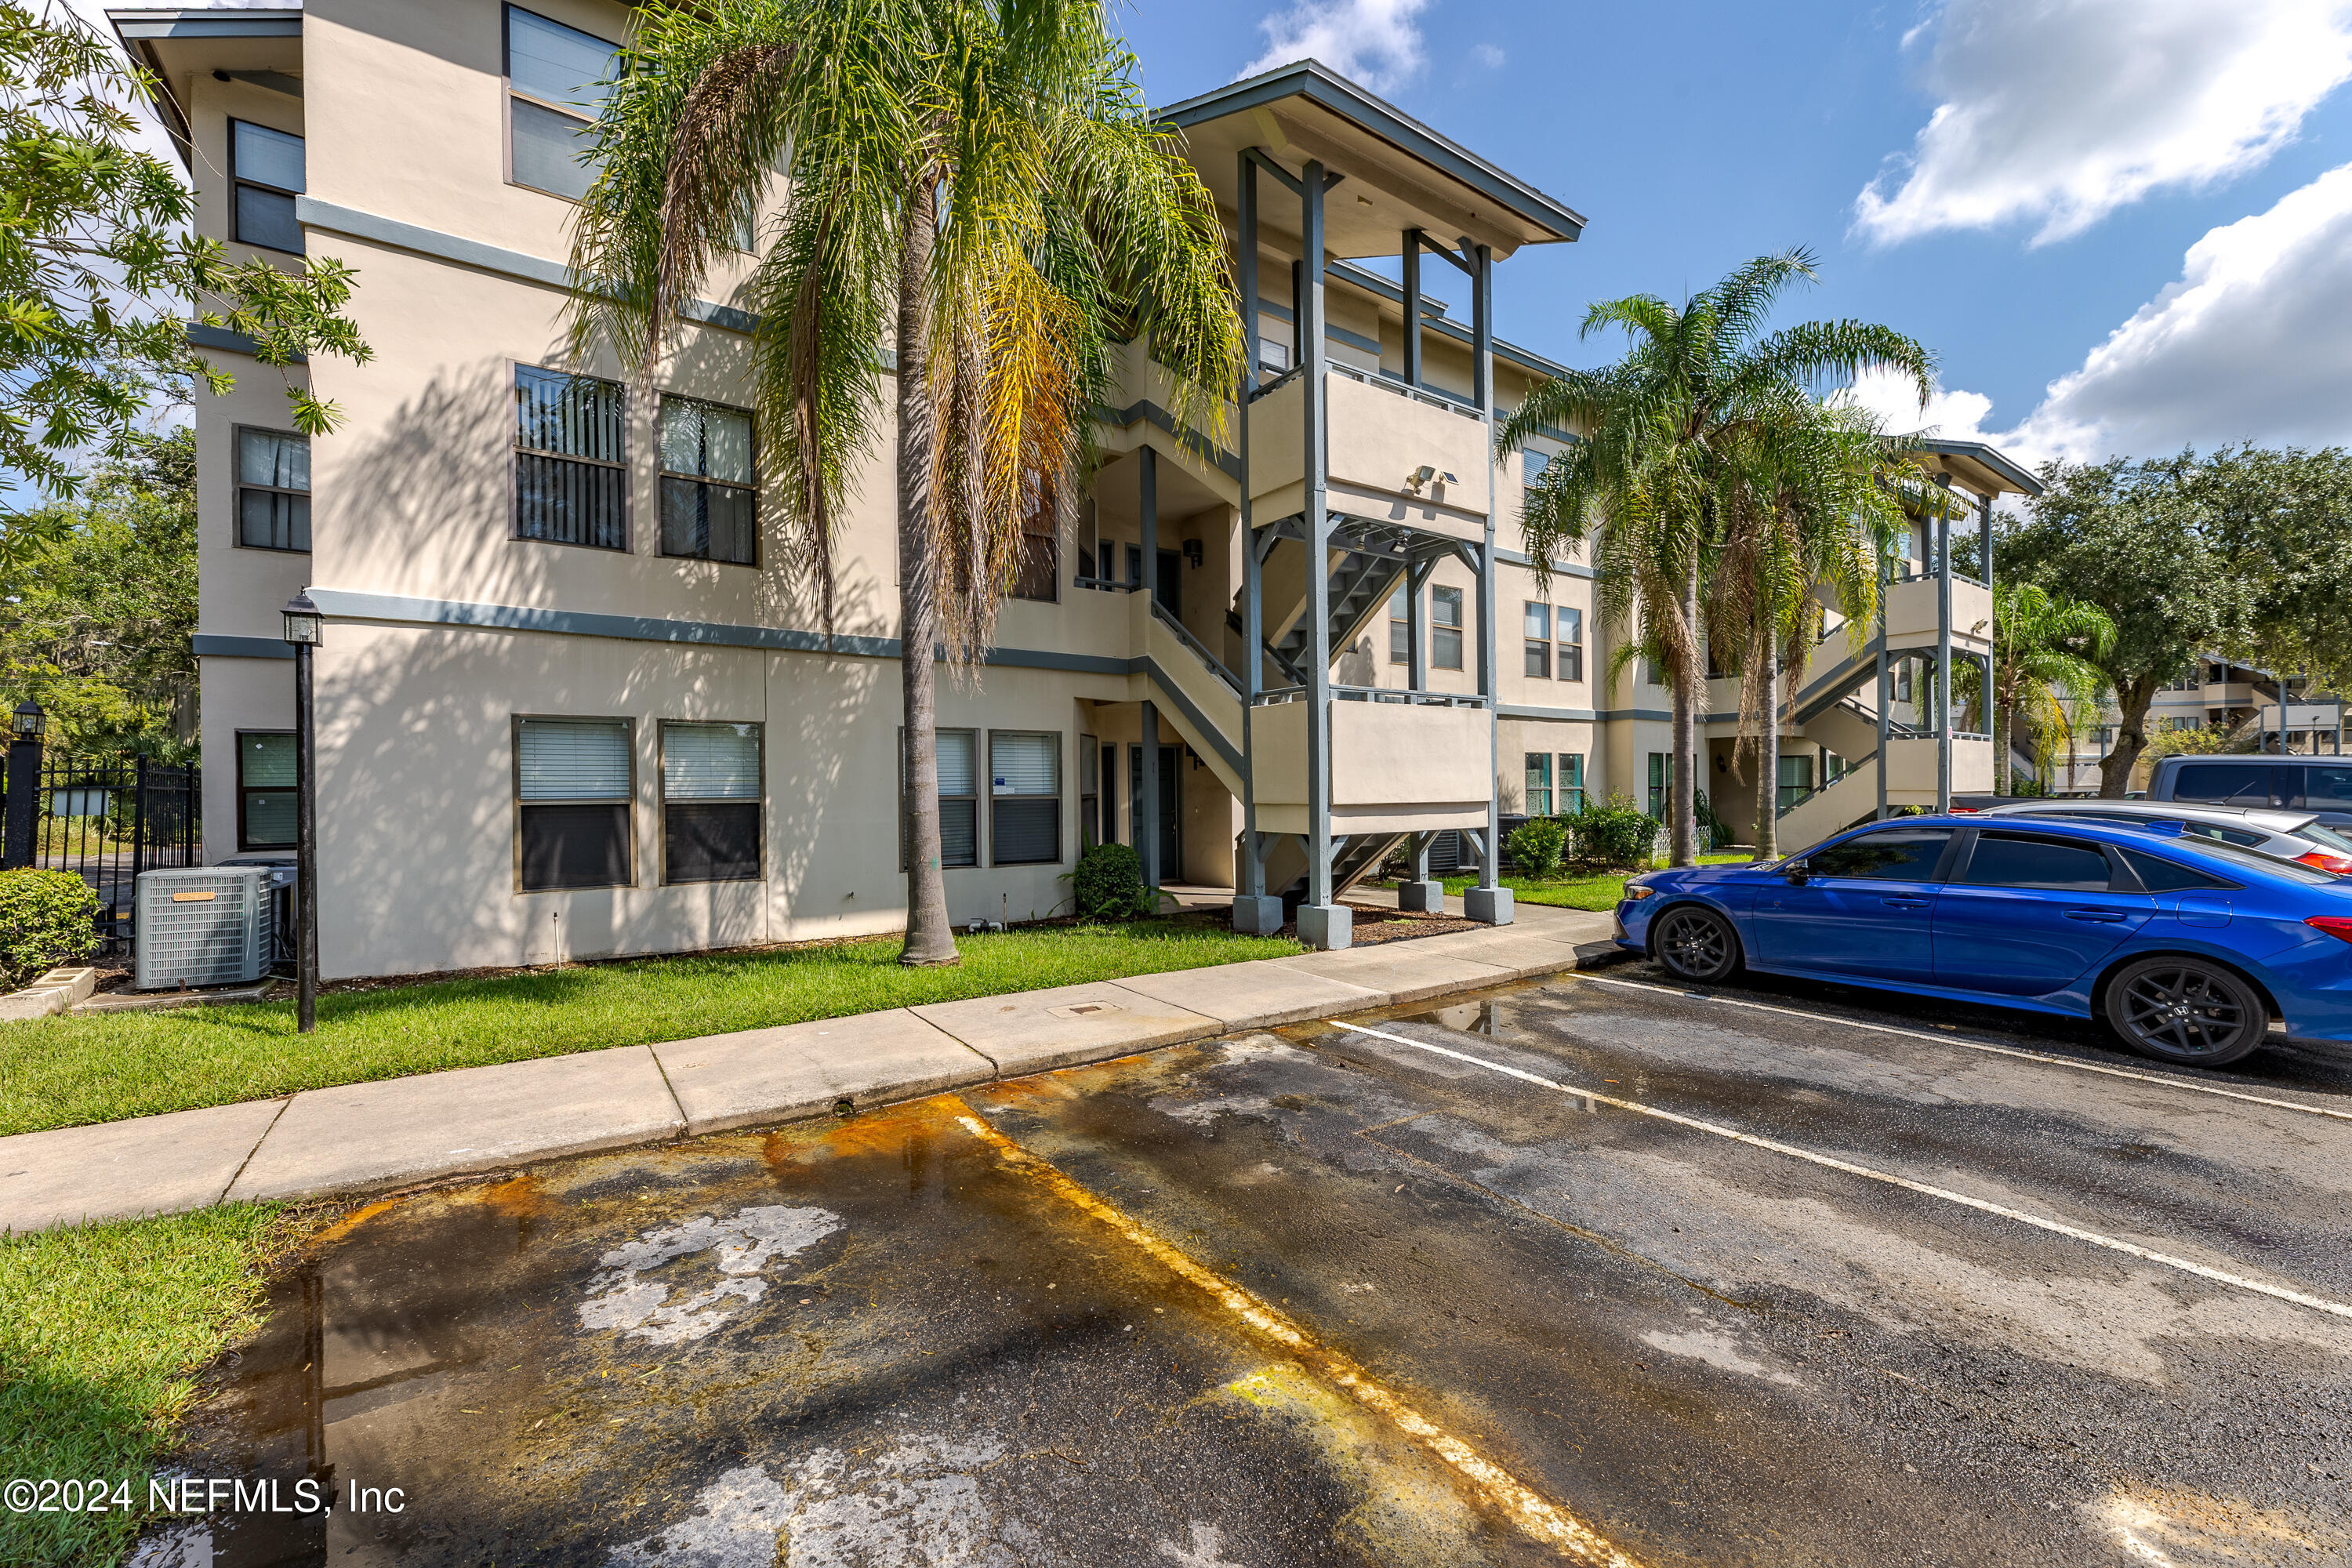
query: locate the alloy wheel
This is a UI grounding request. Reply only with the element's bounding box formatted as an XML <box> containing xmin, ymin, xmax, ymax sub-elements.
<box><xmin>2114</xmin><ymin>963</ymin><xmax>2257</xmax><ymax>1062</ymax></box>
<box><xmin>1656</xmin><ymin>908</ymin><xmax>1734</xmax><ymax>982</ymax></box>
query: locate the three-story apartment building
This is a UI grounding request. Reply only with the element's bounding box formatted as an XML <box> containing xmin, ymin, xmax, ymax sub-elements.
<box><xmin>114</xmin><ymin>0</ymin><xmax>2025</xmax><ymax>975</ymax></box>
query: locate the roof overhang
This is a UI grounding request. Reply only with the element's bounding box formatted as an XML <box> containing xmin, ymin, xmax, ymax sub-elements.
<box><xmin>1156</xmin><ymin>60</ymin><xmax>1584</xmax><ymax>262</ymax></box>
<box><xmin>1915</xmin><ymin>438</ymin><xmax>2043</xmax><ymax>499</ymax></box>
<box><xmin>107</xmin><ymin>5</ymin><xmax>304</xmax><ymax>166</ymax></box>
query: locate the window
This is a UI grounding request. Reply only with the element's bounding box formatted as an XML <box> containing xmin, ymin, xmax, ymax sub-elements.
<box><xmin>2170</xmin><ymin>762</ymin><xmax>2273</xmax><ymax>808</ymax></box>
<box><xmin>1011</xmin><ymin>495</ymin><xmax>1058</xmax><ymax>602</ymax></box>
<box><xmin>658</xmin><ymin>398</ymin><xmax>756</xmax><ymax>564</ymax></box>
<box><xmin>905</xmin><ymin>728</ymin><xmax>977</xmax><ymax>869</ymax></box>
<box><xmin>1893</xmin><ymin>659</ymin><xmax>1915</xmax><ymax>704</ymax></box>
<box><xmin>235</xmin><ymin>428</ymin><xmax>310</xmax><ymax>551</ymax></box>
<box><xmin>506</xmin><ymin>5</ymin><xmax>619</xmax><ymax>201</ymax></box>
<box><xmin>989</xmin><ymin>731</ymin><xmax>1061</xmax><ymax>865</ymax></box>
<box><xmin>1431</xmin><ymin>585</ymin><xmax>1464</xmax><ymax>670</ymax></box>
<box><xmin>1258</xmin><ymin>335</ymin><xmax>1290</xmax><ymax>375</ymax></box>
<box><xmin>1807</xmin><ymin>827</ymin><xmax>1951</xmax><ymax>881</ymax></box>
<box><xmin>1641</xmin><ymin>659</ymin><xmax>1664</xmax><ymax>688</ymax></box>
<box><xmin>1777</xmin><ymin>753</ymin><xmax>1814</xmax><ymax>813</ymax></box>
<box><xmin>1388</xmin><ymin>587</ymin><xmax>1409</xmax><ymax>664</ymax></box>
<box><xmin>2118</xmin><ymin>848</ymin><xmax>2234</xmax><ymax>894</ymax></box>
<box><xmin>236</xmin><ymin>731</ymin><xmax>296</xmax><ymax>850</ymax></box>
<box><xmin>1523</xmin><ymin>603</ymin><xmax>1552</xmax><ymax>679</ymax></box>
<box><xmin>514</xmin><ymin>365</ymin><xmax>626</xmax><ymax>550</ymax></box>
<box><xmin>230</xmin><ymin>119</ymin><xmax>303</xmax><ymax>253</ymax></box>
<box><xmin>1647</xmin><ymin>752</ymin><xmax>1671</xmax><ymax>817</ymax></box>
<box><xmin>1959</xmin><ymin>832</ymin><xmax>2114</xmax><ymax>891</ymax></box>
<box><xmin>1525</xmin><ymin>751</ymin><xmax>1552</xmax><ymax>815</ymax></box>
<box><xmin>515</xmin><ymin>717</ymin><xmax>633</xmax><ymax>891</ymax></box>
<box><xmin>1524</xmin><ymin>448</ymin><xmax>1549</xmax><ymax>484</ymax></box>
<box><xmin>661</xmin><ymin>722</ymin><xmax>760</xmax><ymax>883</ymax></box>
<box><xmin>2293</xmin><ymin>766</ymin><xmax>2352</xmax><ymax>808</ymax></box>
<box><xmin>1079</xmin><ymin>740</ymin><xmax>1099</xmax><ymax>849</ymax></box>
<box><xmin>1557</xmin><ymin>607</ymin><xmax>1583</xmax><ymax>682</ymax></box>
<box><xmin>1559</xmin><ymin>753</ymin><xmax>1587</xmax><ymax>813</ymax></box>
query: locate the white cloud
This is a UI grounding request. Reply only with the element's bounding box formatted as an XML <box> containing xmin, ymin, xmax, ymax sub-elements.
<box><xmin>2009</xmin><ymin>160</ymin><xmax>2352</xmax><ymax>459</ymax></box>
<box><xmin>1840</xmin><ymin>367</ymin><xmax>2001</xmax><ymax>445</ymax></box>
<box><xmin>1242</xmin><ymin>0</ymin><xmax>1428</xmax><ymax>92</ymax></box>
<box><xmin>1856</xmin><ymin>0</ymin><xmax>2352</xmax><ymax>246</ymax></box>
<box><xmin>1471</xmin><ymin>43</ymin><xmax>1505</xmax><ymax>70</ymax></box>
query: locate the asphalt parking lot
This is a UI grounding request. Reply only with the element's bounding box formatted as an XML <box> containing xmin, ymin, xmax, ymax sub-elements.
<box><xmin>154</xmin><ymin>960</ymin><xmax>2352</xmax><ymax>1566</ymax></box>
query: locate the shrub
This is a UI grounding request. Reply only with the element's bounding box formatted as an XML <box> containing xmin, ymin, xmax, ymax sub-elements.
<box><xmin>0</xmin><ymin>868</ymin><xmax>100</xmax><ymax>989</ymax></box>
<box><xmin>1069</xmin><ymin>840</ymin><xmax>1153</xmax><ymax>921</ymax></box>
<box><xmin>1566</xmin><ymin>795</ymin><xmax>1660</xmax><ymax>869</ymax></box>
<box><xmin>1508</xmin><ymin>815</ymin><xmax>1569</xmax><ymax>880</ymax></box>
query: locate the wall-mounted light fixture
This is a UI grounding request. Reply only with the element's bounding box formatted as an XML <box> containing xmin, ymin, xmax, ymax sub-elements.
<box><xmin>1404</xmin><ymin>465</ymin><xmax>1458</xmax><ymax>496</ymax></box>
<box><xmin>1182</xmin><ymin>539</ymin><xmax>1203</xmax><ymax>568</ymax></box>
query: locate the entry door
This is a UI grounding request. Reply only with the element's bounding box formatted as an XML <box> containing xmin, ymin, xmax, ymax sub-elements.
<box><xmin>1932</xmin><ymin>830</ymin><xmax>2154</xmax><ymax>996</ymax></box>
<box><xmin>1128</xmin><ymin>744</ymin><xmax>1181</xmax><ymax>878</ymax></box>
<box><xmin>1750</xmin><ymin>826</ymin><xmax>1955</xmax><ymax>982</ymax></box>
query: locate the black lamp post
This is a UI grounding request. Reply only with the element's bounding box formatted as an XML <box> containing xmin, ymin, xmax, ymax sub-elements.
<box><xmin>282</xmin><ymin>591</ymin><xmax>321</xmax><ymax>1033</ymax></box>
<box><xmin>4</xmin><ymin>700</ymin><xmax>43</xmax><ymax>870</ymax></box>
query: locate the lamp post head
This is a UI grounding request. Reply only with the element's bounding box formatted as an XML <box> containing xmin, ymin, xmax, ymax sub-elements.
<box><xmin>10</xmin><ymin>699</ymin><xmax>42</xmax><ymax>739</ymax></box>
<box><xmin>282</xmin><ymin>590</ymin><xmax>323</xmax><ymax>648</ymax></box>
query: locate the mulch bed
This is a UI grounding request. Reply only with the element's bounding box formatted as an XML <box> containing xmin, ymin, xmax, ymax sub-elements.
<box><xmin>1276</xmin><ymin>903</ymin><xmax>1479</xmax><ymax>946</ymax></box>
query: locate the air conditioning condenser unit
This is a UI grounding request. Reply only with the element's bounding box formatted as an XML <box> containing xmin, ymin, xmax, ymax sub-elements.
<box><xmin>134</xmin><ymin>866</ymin><xmax>275</xmax><ymax>990</ymax></box>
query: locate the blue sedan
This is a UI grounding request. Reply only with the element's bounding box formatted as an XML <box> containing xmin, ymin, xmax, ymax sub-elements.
<box><xmin>1613</xmin><ymin>814</ymin><xmax>2352</xmax><ymax>1067</ymax></box>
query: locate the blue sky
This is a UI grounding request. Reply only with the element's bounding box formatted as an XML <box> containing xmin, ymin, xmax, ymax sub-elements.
<box><xmin>1120</xmin><ymin>0</ymin><xmax>2352</xmax><ymax>467</ymax></box>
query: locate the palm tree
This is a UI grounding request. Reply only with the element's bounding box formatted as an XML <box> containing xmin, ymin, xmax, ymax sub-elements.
<box><xmin>1497</xmin><ymin>252</ymin><xmax>1931</xmax><ymax>866</ymax></box>
<box><xmin>562</xmin><ymin>0</ymin><xmax>1241</xmax><ymax>964</ymax></box>
<box><xmin>1711</xmin><ymin>396</ymin><xmax>1917</xmax><ymax>860</ymax></box>
<box><xmin>1971</xmin><ymin>583</ymin><xmax>2116</xmax><ymax>793</ymax></box>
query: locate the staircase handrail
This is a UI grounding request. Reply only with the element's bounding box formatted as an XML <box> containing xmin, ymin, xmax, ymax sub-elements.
<box><xmin>1149</xmin><ymin>598</ymin><xmax>1242</xmax><ymax>695</ymax></box>
<box><xmin>1776</xmin><ymin>751</ymin><xmax>1878</xmax><ymax>819</ymax></box>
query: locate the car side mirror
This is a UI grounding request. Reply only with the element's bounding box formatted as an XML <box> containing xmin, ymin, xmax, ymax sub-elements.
<box><xmin>1783</xmin><ymin>858</ymin><xmax>1810</xmax><ymax>884</ymax></box>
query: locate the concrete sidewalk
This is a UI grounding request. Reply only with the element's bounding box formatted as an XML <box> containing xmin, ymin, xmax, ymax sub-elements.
<box><xmin>0</xmin><ymin>902</ymin><xmax>1623</xmax><ymax>1233</ymax></box>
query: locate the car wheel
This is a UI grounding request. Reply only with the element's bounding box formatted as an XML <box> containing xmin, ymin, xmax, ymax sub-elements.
<box><xmin>1652</xmin><ymin>905</ymin><xmax>1741</xmax><ymax>984</ymax></box>
<box><xmin>2102</xmin><ymin>956</ymin><xmax>2268</xmax><ymax>1067</ymax></box>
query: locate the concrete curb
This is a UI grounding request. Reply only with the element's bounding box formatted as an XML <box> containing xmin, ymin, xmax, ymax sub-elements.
<box><xmin>0</xmin><ymin>907</ymin><xmax>1628</xmax><ymax>1233</ymax></box>
<box><xmin>0</xmin><ymin>967</ymin><xmax>99</xmax><ymax>1022</ymax></box>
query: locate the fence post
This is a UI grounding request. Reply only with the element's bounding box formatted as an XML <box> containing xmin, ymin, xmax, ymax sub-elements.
<box><xmin>2</xmin><ymin>718</ymin><xmax>42</xmax><ymax>870</ymax></box>
<box><xmin>131</xmin><ymin>753</ymin><xmax>148</xmax><ymax>885</ymax></box>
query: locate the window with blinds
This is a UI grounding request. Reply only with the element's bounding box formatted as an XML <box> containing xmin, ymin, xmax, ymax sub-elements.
<box><xmin>662</xmin><ymin>722</ymin><xmax>761</xmax><ymax>883</ymax></box>
<box><xmin>903</xmin><ymin>729</ymin><xmax>978</xmax><ymax>869</ymax></box>
<box><xmin>238</xmin><ymin>731</ymin><xmax>296</xmax><ymax>849</ymax></box>
<box><xmin>1432</xmin><ymin>586</ymin><xmax>1465</xmax><ymax>670</ymax></box>
<box><xmin>516</xmin><ymin>717</ymin><xmax>633</xmax><ymax>890</ymax></box>
<box><xmin>1523</xmin><ymin>601</ymin><xmax>1551</xmax><ymax>679</ymax></box>
<box><xmin>659</xmin><ymin>398</ymin><xmax>757</xmax><ymax>565</ymax></box>
<box><xmin>506</xmin><ymin>5</ymin><xmax>619</xmax><ymax>201</ymax></box>
<box><xmin>236</xmin><ymin>428</ymin><xmax>310</xmax><ymax>551</ymax></box>
<box><xmin>515</xmin><ymin>365</ymin><xmax>626</xmax><ymax>550</ymax></box>
<box><xmin>1558</xmin><ymin>606</ymin><xmax>1584</xmax><ymax>682</ymax></box>
<box><xmin>989</xmin><ymin>731</ymin><xmax>1060</xmax><ymax>865</ymax></box>
<box><xmin>230</xmin><ymin>118</ymin><xmax>303</xmax><ymax>253</ymax></box>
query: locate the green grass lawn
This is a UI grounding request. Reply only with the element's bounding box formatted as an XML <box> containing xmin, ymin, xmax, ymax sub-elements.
<box><xmin>0</xmin><ymin>1204</ymin><xmax>292</xmax><ymax>1567</ymax></box>
<box><xmin>0</xmin><ymin>920</ymin><xmax>1299</xmax><ymax>1139</ymax></box>
<box><xmin>1429</xmin><ymin>853</ymin><xmax>1757</xmax><ymax>913</ymax></box>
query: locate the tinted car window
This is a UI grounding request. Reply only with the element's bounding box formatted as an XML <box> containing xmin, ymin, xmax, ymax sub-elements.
<box><xmin>1808</xmin><ymin>829</ymin><xmax>1951</xmax><ymax>881</ymax></box>
<box><xmin>1959</xmin><ymin>832</ymin><xmax>2114</xmax><ymax>891</ymax></box>
<box><xmin>2118</xmin><ymin>848</ymin><xmax>2234</xmax><ymax>893</ymax></box>
<box><xmin>2176</xmin><ymin>822</ymin><xmax>2268</xmax><ymax>848</ymax></box>
<box><xmin>2294</xmin><ymin>766</ymin><xmax>2352</xmax><ymax>807</ymax></box>
<box><xmin>2170</xmin><ymin>762</ymin><xmax>2273</xmax><ymax>806</ymax></box>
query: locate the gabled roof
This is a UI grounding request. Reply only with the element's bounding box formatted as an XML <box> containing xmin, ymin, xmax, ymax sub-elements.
<box><xmin>1156</xmin><ymin>60</ymin><xmax>1584</xmax><ymax>261</ymax></box>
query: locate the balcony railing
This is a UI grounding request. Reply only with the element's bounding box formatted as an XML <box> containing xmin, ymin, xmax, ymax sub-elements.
<box><xmin>1325</xmin><ymin>359</ymin><xmax>1485</xmax><ymax>423</ymax></box>
<box><xmin>1253</xmin><ymin>683</ymin><xmax>1490</xmax><ymax>709</ymax></box>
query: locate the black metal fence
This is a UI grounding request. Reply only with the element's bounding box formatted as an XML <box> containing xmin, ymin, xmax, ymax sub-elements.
<box><xmin>1</xmin><ymin>753</ymin><xmax>202</xmax><ymax>957</ymax></box>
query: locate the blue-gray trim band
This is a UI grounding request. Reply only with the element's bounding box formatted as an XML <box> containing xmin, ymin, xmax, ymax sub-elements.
<box><xmin>194</xmin><ymin>634</ymin><xmax>295</xmax><ymax>660</ymax></box>
<box><xmin>1494</xmin><ymin>547</ymin><xmax>1593</xmax><ymax>579</ymax></box>
<box><xmin>1097</xmin><ymin>399</ymin><xmax>1241</xmax><ymax>480</ymax></box>
<box><xmin>294</xmin><ymin>199</ymin><xmax>756</xmax><ymax>336</ymax></box>
<box><xmin>1497</xmin><ymin>704</ymin><xmax>1598</xmax><ymax>723</ymax></box>
<box><xmin>301</xmin><ymin>590</ymin><xmax>1141</xmax><ymax>679</ymax></box>
<box><xmin>187</xmin><ymin>323</ymin><xmax>300</xmax><ymax>361</ymax></box>
<box><xmin>116</xmin><ymin>17</ymin><xmax>300</xmax><ymax>38</ymax></box>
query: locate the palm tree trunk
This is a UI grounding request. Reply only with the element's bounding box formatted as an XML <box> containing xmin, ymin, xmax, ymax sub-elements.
<box><xmin>1755</xmin><ymin>644</ymin><xmax>1780</xmax><ymax>862</ymax></box>
<box><xmin>1671</xmin><ymin>559</ymin><xmax>1700</xmax><ymax>867</ymax></box>
<box><xmin>896</xmin><ymin>180</ymin><xmax>958</xmax><ymax>967</ymax></box>
<box><xmin>1993</xmin><ymin>695</ymin><xmax>2012</xmax><ymax>796</ymax></box>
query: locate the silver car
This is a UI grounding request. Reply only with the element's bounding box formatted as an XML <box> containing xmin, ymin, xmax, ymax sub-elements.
<box><xmin>1976</xmin><ymin>799</ymin><xmax>2352</xmax><ymax>875</ymax></box>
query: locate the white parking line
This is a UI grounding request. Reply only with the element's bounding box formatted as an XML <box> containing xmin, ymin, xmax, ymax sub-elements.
<box><xmin>1327</xmin><ymin>1018</ymin><xmax>2352</xmax><ymax>1325</ymax></box>
<box><xmin>1571</xmin><ymin>973</ymin><xmax>2352</xmax><ymax>1125</ymax></box>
